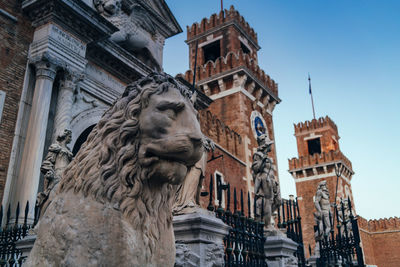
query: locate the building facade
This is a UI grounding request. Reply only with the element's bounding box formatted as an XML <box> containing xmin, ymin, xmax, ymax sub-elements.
<box><xmin>0</xmin><ymin>0</ymin><xmax>182</xmax><ymax>223</ymax></box>
<box><xmin>181</xmin><ymin>6</ymin><xmax>281</xmax><ymax>214</ymax></box>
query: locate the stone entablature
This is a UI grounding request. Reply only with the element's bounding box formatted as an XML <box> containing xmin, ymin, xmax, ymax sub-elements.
<box><xmin>199</xmin><ymin>110</ymin><xmax>243</xmax><ymax>160</ymax></box>
<box><xmin>288</xmin><ymin>150</ymin><xmax>353</xmax><ymax>180</ymax></box>
<box><xmin>359</xmin><ymin>216</ymin><xmax>400</xmax><ymax>233</ymax></box>
<box><xmin>183</xmin><ymin>50</ymin><xmax>278</xmax><ymax>98</ymax></box>
<box><xmin>187</xmin><ymin>6</ymin><xmax>258</xmax><ymax>47</ymax></box>
<box><xmin>22</xmin><ymin>0</ymin><xmax>118</xmax><ymax>43</ymax></box>
<box><xmin>294</xmin><ymin>116</ymin><xmax>338</xmax><ymax>137</ymax></box>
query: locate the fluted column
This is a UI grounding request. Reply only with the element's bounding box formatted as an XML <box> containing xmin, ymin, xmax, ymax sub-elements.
<box><xmin>52</xmin><ymin>72</ymin><xmax>82</xmax><ymax>141</ymax></box>
<box><xmin>11</xmin><ymin>60</ymin><xmax>57</xmax><ymax>223</ymax></box>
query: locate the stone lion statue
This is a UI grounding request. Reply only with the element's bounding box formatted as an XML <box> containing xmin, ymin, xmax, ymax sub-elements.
<box><xmin>26</xmin><ymin>73</ymin><xmax>204</xmax><ymax>267</ymax></box>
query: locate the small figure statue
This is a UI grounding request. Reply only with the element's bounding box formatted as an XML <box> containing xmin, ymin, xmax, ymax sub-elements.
<box><xmin>252</xmin><ymin>134</ymin><xmax>281</xmax><ymax>229</ymax></box>
<box><xmin>36</xmin><ymin>129</ymin><xmax>73</xmax><ymax>217</ymax></box>
<box><xmin>173</xmin><ymin>138</ymin><xmax>215</xmax><ymax>215</ymax></box>
<box><xmin>313</xmin><ymin>180</ymin><xmax>332</xmax><ymax>254</ymax></box>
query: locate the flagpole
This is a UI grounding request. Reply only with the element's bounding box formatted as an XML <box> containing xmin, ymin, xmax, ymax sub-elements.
<box><xmin>308</xmin><ymin>74</ymin><xmax>316</xmax><ymax>120</ymax></box>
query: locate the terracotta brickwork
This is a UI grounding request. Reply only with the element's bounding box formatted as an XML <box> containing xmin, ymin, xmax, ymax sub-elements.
<box><xmin>0</xmin><ymin>2</ymin><xmax>34</xmax><ymax>200</ymax></box>
<box><xmin>184</xmin><ymin>50</ymin><xmax>278</xmax><ymax>97</ymax></box>
<box><xmin>294</xmin><ymin>116</ymin><xmax>339</xmax><ymax>158</ymax></box>
<box><xmin>199</xmin><ymin>109</ymin><xmax>244</xmax><ymax>160</ymax></box>
<box><xmin>358</xmin><ymin>216</ymin><xmax>400</xmax><ymax>267</ymax></box>
<box><xmin>185</xmin><ymin>6</ymin><xmax>280</xmax><ymax>216</ymax></box>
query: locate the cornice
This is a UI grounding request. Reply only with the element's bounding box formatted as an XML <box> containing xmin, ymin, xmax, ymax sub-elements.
<box><xmin>122</xmin><ymin>0</ymin><xmax>182</xmax><ymax>38</ymax></box>
<box><xmin>22</xmin><ymin>0</ymin><xmax>118</xmax><ymax>43</ymax></box>
<box><xmin>196</xmin><ymin>66</ymin><xmax>280</xmax><ymax>103</ymax></box>
<box><xmin>86</xmin><ymin>40</ymin><xmax>153</xmax><ymax>84</ymax></box>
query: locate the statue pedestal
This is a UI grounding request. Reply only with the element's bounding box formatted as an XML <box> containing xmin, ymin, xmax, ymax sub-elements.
<box><xmin>173</xmin><ymin>209</ymin><xmax>230</xmax><ymax>267</ymax></box>
<box><xmin>264</xmin><ymin>235</ymin><xmax>298</xmax><ymax>267</ymax></box>
<box><xmin>15</xmin><ymin>234</ymin><xmax>36</xmax><ymax>260</ymax></box>
<box><xmin>308</xmin><ymin>255</ymin><xmax>318</xmax><ymax>267</ymax></box>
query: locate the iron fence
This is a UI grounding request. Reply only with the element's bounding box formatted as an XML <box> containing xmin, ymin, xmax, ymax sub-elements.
<box><xmin>313</xmin><ymin>197</ymin><xmax>365</xmax><ymax>267</ymax></box>
<box><xmin>277</xmin><ymin>198</ymin><xmax>306</xmax><ymax>267</ymax></box>
<box><xmin>203</xmin><ymin>175</ymin><xmax>307</xmax><ymax>267</ymax></box>
<box><xmin>0</xmin><ymin>201</ymin><xmax>36</xmax><ymax>267</ymax></box>
<box><xmin>203</xmin><ymin>174</ymin><xmax>266</xmax><ymax>266</ymax></box>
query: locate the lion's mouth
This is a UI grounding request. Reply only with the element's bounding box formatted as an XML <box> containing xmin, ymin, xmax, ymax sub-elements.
<box><xmin>141</xmin><ymin>150</ymin><xmax>188</xmax><ymax>167</ymax></box>
<box><xmin>139</xmin><ymin>142</ymin><xmax>199</xmax><ymax>168</ymax></box>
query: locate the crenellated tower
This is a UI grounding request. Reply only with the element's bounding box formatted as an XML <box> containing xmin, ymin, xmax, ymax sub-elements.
<box><xmin>288</xmin><ymin>116</ymin><xmax>356</xmax><ymax>257</ymax></box>
<box><xmin>181</xmin><ymin>6</ymin><xmax>281</xmax><ymax>215</ymax></box>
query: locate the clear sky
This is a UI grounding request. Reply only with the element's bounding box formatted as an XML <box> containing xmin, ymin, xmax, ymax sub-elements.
<box><xmin>163</xmin><ymin>0</ymin><xmax>400</xmax><ymax>220</ymax></box>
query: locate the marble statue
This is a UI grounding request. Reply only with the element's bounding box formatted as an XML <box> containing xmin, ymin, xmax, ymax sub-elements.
<box><xmin>173</xmin><ymin>138</ymin><xmax>215</xmax><ymax>215</ymax></box>
<box><xmin>94</xmin><ymin>0</ymin><xmax>164</xmax><ymax>70</ymax></box>
<box><xmin>26</xmin><ymin>73</ymin><xmax>204</xmax><ymax>267</ymax></box>
<box><xmin>314</xmin><ymin>180</ymin><xmax>332</xmax><ymax>253</ymax></box>
<box><xmin>252</xmin><ymin>134</ymin><xmax>281</xmax><ymax>229</ymax></box>
<box><xmin>36</xmin><ymin>129</ymin><xmax>73</xmax><ymax>217</ymax></box>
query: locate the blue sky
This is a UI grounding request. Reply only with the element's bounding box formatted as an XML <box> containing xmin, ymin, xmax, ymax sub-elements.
<box><xmin>163</xmin><ymin>0</ymin><xmax>400</xmax><ymax>220</ymax></box>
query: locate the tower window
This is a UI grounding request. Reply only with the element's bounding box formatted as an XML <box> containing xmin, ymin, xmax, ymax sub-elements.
<box><xmin>240</xmin><ymin>42</ymin><xmax>250</xmax><ymax>54</ymax></box>
<box><xmin>203</xmin><ymin>40</ymin><xmax>220</xmax><ymax>63</ymax></box>
<box><xmin>307</xmin><ymin>138</ymin><xmax>321</xmax><ymax>155</ymax></box>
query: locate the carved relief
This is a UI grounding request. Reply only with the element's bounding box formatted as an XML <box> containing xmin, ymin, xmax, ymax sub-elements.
<box><xmin>94</xmin><ymin>0</ymin><xmax>164</xmax><ymax>70</ymax></box>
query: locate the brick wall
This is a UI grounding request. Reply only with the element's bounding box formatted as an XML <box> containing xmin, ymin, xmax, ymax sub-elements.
<box><xmin>0</xmin><ymin>1</ymin><xmax>34</xmax><ymax>200</ymax></box>
<box><xmin>358</xmin><ymin>216</ymin><xmax>400</xmax><ymax>267</ymax></box>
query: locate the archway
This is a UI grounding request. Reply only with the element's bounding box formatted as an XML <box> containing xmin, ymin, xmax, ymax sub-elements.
<box><xmin>72</xmin><ymin>124</ymin><xmax>95</xmax><ymax>155</ymax></box>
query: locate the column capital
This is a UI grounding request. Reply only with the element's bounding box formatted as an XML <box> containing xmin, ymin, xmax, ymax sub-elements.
<box><xmin>61</xmin><ymin>71</ymin><xmax>85</xmax><ymax>91</ymax></box>
<box><xmin>29</xmin><ymin>52</ymin><xmax>65</xmax><ymax>81</ymax></box>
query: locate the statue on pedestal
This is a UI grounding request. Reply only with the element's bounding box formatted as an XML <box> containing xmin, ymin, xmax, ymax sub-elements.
<box><xmin>314</xmin><ymin>180</ymin><xmax>332</xmax><ymax>254</ymax></box>
<box><xmin>36</xmin><ymin>129</ymin><xmax>73</xmax><ymax>217</ymax></box>
<box><xmin>26</xmin><ymin>73</ymin><xmax>204</xmax><ymax>267</ymax></box>
<box><xmin>173</xmin><ymin>138</ymin><xmax>215</xmax><ymax>215</ymax></box>
<box><xmin>252</xmin><ymin>134</ymin><xmax>281</xmax><ymax>229</ymax></box>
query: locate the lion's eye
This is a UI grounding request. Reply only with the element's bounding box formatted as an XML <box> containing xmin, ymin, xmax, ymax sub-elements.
<box><xmin>156</xmin><ymin>101</ymin><xmax>185</xmax><ymax>118</ymax></box>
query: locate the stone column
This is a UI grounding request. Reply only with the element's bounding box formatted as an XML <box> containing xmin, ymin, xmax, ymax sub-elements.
<box><xmin>11</xmin><ymin>60</ymin><xmax>57</xmax><ymax>223</ymax></box>
<box><xmin>51</xmin><ymin>72</ymin><xmax>81</xmax><ymax>141</ymax></box>
<box><xmin>173</xmin><ymin>209</ymin><xmax>230</xmax><ymax>267</ymax></box>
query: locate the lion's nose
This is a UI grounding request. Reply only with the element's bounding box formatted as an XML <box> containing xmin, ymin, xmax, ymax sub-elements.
<box><xmin>189</xmin><ymin>134</ymin><xmax>202</xmax><ymax>146</ymax></box>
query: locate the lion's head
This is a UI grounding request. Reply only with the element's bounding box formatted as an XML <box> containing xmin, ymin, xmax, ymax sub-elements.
<box><xmin>94</xmin><ymin>0</ymin><xmax>121</xmax><ymax>16</ymax></box>
<box><xmin>59</xmin><ymin>73</ymin><xmax>203</xmax><ymax>251</ymax></box>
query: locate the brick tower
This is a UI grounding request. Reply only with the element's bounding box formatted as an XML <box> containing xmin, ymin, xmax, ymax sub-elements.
<box><xmin>181</xmin><ymin>6</ymin><xmax>281</xmax><ymax>214</ymax></box>
<box><xmin>288</xmin><ymin>116</ymin><xmax>356</xmax><ymax>257</ymax></box>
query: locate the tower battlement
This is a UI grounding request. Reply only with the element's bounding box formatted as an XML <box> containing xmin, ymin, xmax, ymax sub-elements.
<box><xmin>359</xmin><ymin>216</ymin><xmax>400</xmax><ymax>232</ymax></box>
<box><xmin>288</xmin><ymin>150</ymin><xmax>353</xmax><ymax>172</ymax></box>
<box><xmin>294</xmin><ymin>116</ymin><xmax>338</xmax><ymax>136</ymax></box>
<box><xmin>187</xmin><ymin>6</ymin><xmax>257</xmax><ymax>44</ymax></box>
<box><xmin>183</xmin><ymin>50</ymin><xmax>278</xmax><ymax>97</ymax></box>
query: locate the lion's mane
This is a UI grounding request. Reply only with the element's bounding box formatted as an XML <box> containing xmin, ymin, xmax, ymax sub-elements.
<box><xmin>59</xmin><ymin>73</ymin><xmax>191</xmax><ymax>255</ymax></box>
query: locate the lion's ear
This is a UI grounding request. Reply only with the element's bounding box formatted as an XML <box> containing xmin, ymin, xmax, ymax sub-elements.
<box><xmin>190</xmin><ymin>91</ymin><xmax>197</xmax><ymax>105</ymax></box>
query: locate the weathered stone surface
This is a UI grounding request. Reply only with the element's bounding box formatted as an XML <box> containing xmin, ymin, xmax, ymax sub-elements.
<box><xmin>26</xmin><ymin>73</ymin><xmax>203</xmax><ymax>266</ymax></box>
<box><xmin>252</xmin><ymin>134</ymin><xmax>281</xmax><ymax>229</ymax></box>
<box><xmin>173</xmin><ymin>209</ymin><xmax>229</xmax><ymax>267</ymax></box>
<box><xmin>313</xmin><ymin>180</ymin><xmax>332</xmax><ymax>255</ymax></box>
<box><xmin>264</xmin><ymin>235</ymin><xmax>298</xmax><ymax>267</ymax></box>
